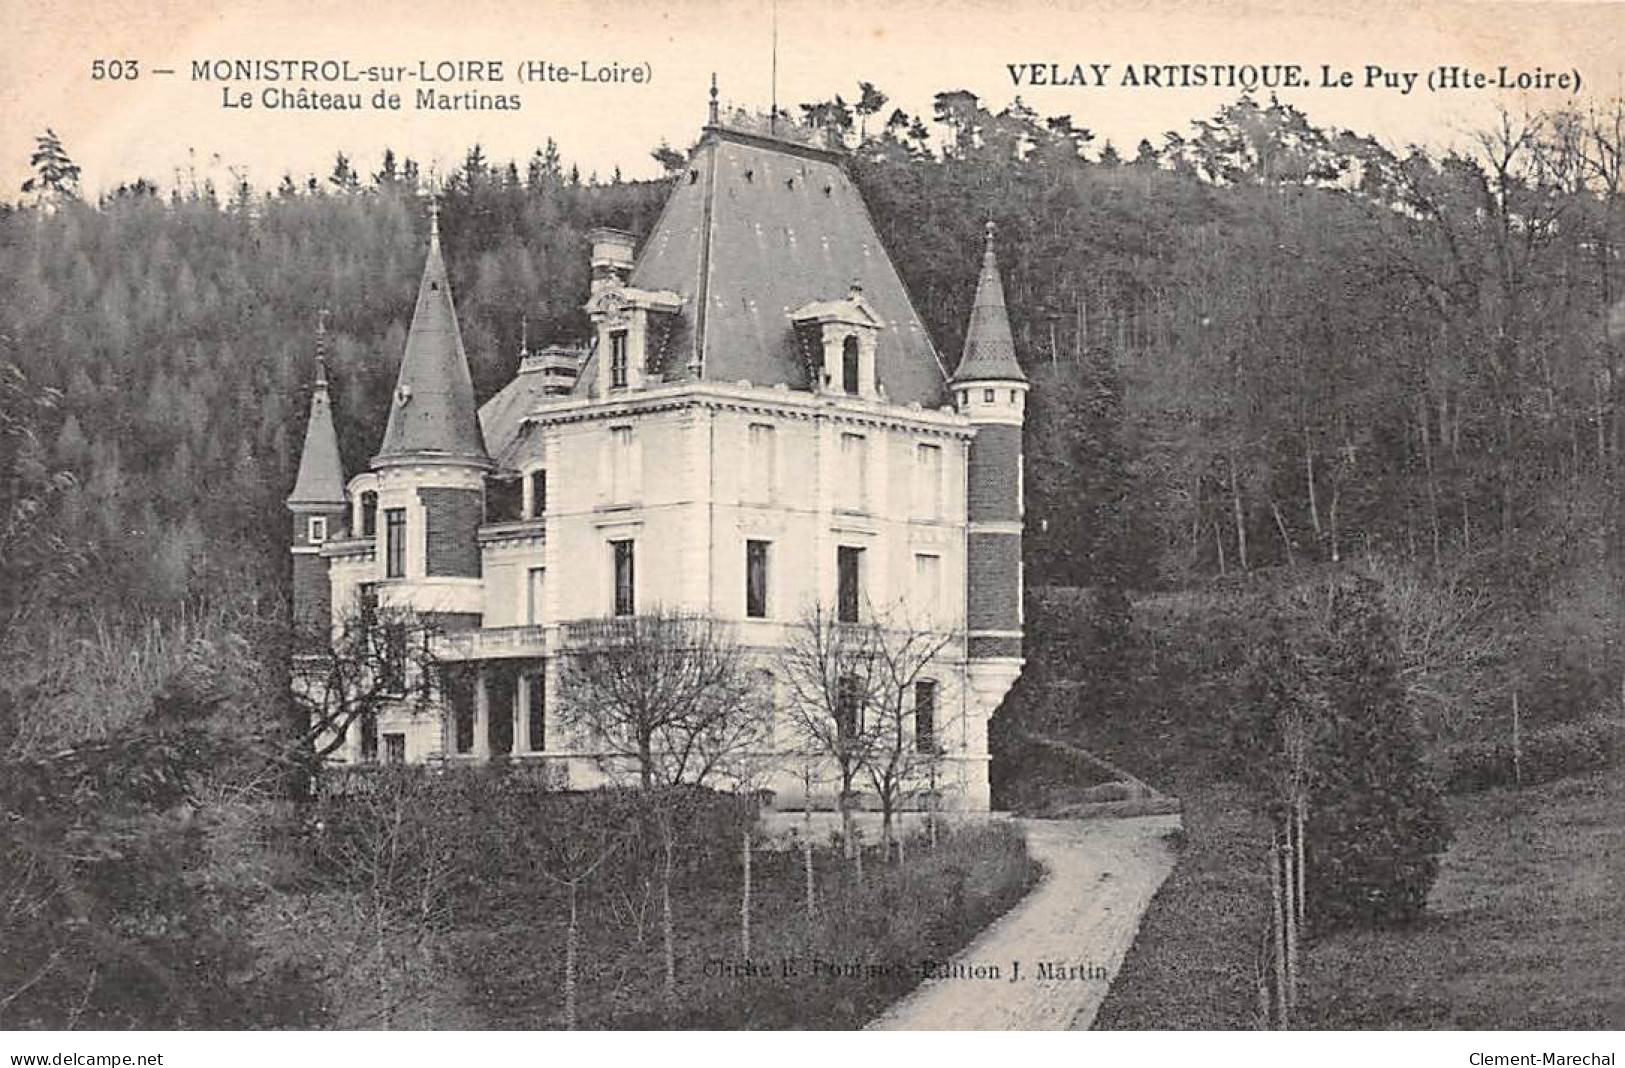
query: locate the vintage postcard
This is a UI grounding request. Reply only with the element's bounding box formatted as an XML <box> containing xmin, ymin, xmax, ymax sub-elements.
<box><xmin>1</xmin><ymin>0</ymin><xmax>1622</xmax><ymax>1054</ymax></box>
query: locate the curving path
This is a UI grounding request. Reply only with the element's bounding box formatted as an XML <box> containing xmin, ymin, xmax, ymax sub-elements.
<box><xmin>866</xmin><ymin>813</ymin><xmax>1181</xmax><ymax>1031</ymax></box>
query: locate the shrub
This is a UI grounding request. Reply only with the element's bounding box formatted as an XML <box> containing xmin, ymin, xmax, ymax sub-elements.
<box><xmin>1229</xmin><ymin>577</ymin><xmax>1451</xmax><ymax>933</ymax></box>
<box><xmin>1440</xmin><ymin>718</ymin><xmax>1625</xmax><ymax>794</ymax></box>
<box><xmin>1306</xmin><ymin>579</ymin><xmax>1452</xmax><ymax>931</ymax></box>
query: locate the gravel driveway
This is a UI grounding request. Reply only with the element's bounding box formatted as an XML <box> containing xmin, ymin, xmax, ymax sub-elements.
<box><xmin>866</xmin><ymin>814</ymin><xmax>1181</xmax><ymax>1031</ymax></box>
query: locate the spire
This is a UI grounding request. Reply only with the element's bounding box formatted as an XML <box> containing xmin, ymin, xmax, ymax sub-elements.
<box><xmin>373</xmin><ymin>201</ymin><xmax>491</xmax><ymax>468</ymax></box>
<box><xmin>288</xmin><ymin>311</ymin><xmax>346</xmax><ymax>507</ymax></box>
<box><xmin>708</xmin><ymin>73</ymin><xmax>720</xmax><ymax>126</ymax></box>
<box><xmin>313</xmin><ymin>308</ymin><xmax>330</xmax><ymax>387</ymax></box>
<box><xmin>952</xmin><ymin>220</ymin><xmax>1026</xmax><ymax>383</ymax></box>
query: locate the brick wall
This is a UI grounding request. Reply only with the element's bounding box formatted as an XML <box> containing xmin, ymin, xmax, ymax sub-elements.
<box><xmin>968</xmin><ymin>528</ymin><xmax>1021</xmax><ymax>633</ymax></box>
<box><xmin>967</xmin><ymin>423</ymin><xmax>1021</xmax><ymax>522</ymax></box>
<box><xmin>969</xmin><ymin>633</ymin><xmax>1023</xmax><ymax>658</ymax></box>
<box><xmin>420</xmin><ymin>487</ymin><xmax>483</xmax><ymax>577</ymax></box>
<box><xmin>292</xmin><ymin>554</ymin><xmax>331</xmax><ymax>630</ymax></box>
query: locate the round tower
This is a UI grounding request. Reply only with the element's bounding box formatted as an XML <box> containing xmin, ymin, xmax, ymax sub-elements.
<box><xmin>953</xmin><ymin>222</ymin><xmax>1027</xmax><ymax>789</ymax></box>
<box><xmin>368</xmin><ymin>200</ymin><xmax>493</xmax><ymax>611</ymax></box>
<box><xmin>286</xmin><ymin>312</ymin><xmax>349</xmax><ymax>633</ymax></box>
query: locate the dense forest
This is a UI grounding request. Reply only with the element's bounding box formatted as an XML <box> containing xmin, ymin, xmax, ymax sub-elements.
<box><xmin>3</xmin><ymin>86</ymin><xmax>1624</xmax><ymax>1026</ymax></box>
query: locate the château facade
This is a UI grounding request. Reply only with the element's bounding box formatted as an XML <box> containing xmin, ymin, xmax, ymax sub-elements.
<box><xmin>287</xmin><ymin>101</ymin><xmax>1028</xmax><ymax>811</ymax></box>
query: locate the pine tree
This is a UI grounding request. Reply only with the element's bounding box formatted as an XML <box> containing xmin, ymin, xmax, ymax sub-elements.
<box><xmin>21</xmin><ymin>129</ymin><xmax>81</xmax><ymax>203</ymax></box>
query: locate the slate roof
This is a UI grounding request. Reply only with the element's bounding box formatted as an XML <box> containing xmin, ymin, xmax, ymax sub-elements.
<box><xmin>589</xmin><ymin>124</ymin><xmax>949</xmax><ymax>406</ymax></box>
<box><xmin>288</xmin><ymin>347</ymin><xmax>346</xmax><ymax>507</ymax></box>
<box><xmin>374</xmin><ymin>216</ymin><xmax>491</xmax><ymax>467</ymax></box>
<box><xmin>952</xmin><ymin>222</ymin><xmax>1025</xmax><ymax>384</ymax></box>
<box><xmin>480</xmin><ymin>373</ymin><xmax>555</xmax><ymax>468</ymax></box>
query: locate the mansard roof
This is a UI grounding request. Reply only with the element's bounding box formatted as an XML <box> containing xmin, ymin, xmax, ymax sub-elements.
<box><xmin>952</xmin><ymin>221</ymin><xmax>1026</xmax><ymax>384</ymax></box>
<box><xmin>599</xmin><ymin>119</ymin><xmax>948</xmax><ymax>405</ymax></box>
<box><xmin>374</xmin><ymin>213</ymin><xmax>491</xmax><ymax>468</ymax></box>
<box><xmin>287</xmin><ymin>334</ymin><xmax>346</xmax><ymax>507</ymax></box>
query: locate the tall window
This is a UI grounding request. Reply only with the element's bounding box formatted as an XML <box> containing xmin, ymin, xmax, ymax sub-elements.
<box><xmin>361</xmin><ymin>491</ymin><xmax>378</xmax><ymax>537</ymax></box>
<box><xmin>839</xmin><ymin>433</ymin><xmax>868</xmax><ymax>512</ymax></box>
<box><xmin>610</xmin><ymin>426</ymin><xmax>636</xmax><ymax>503</ymax></box>
<box><xmin>526</xmin><ymin>671</ymin><xmax>546</xmax><ymax>752</ymax></box>
<box><xmin>383</xmin><ymin>733</ymin><xmax>406</xmax><ymax>765</ymax></box>
<box><xmin>384</xmin><ymin>508</ymin><xmax>406</xmax><ymax>578</ymax></box>
<box><xmin>745</xmin><ymin>540</ymin><xmax>769</xmax><ymax>619</ymax></box>
<box><xmin>527</xmin><ymin>567</ymin><xmax>545</xmax><ymax>625</ymax></box>
<box><xmin>841</xmin><ymin>335</ymin><xmax>860</xmax><ymax>395</ymax></box>
<box><xmin>612</xmin><ymin>539</ymin><xmax>635</xmax><ymax>616</ymax></box>
<box><xmin>915</xmin><ymin>680</ymin><xmax>938</xmax><ymax>753</ymax></box>
<box><xmin>837</xmin><ymin>545</ymin><xmax>863</xmax><ymax>623</ymax></box>
<box><xmin>914</xmin><ymin>553</ymin><xmax>941</xmax><ymax>622</ymax></box>
<box><xmin>836</xmin><ymin>674</ymin><xmax>863</xmax><ymax>740</ymax></box>
<box><xmin>307</xmin><ymin>516</ymin><xmax>327</xmax><ymax>544</ymax></box>
<box><xmin>746</xmin><ymin>423</ymin><xmax>776</xmax><ymax>503</ymax></box>
<box><xmin>358</xmin><ymin>583</ymin><xmax>378</xmax><ymax>629</ymax></box>
<box><xmin>610</xmin><ymin>329</ymin><xmax>629</xmax><ymax>389</ymax></box>
<box><xmin>450</xmin><ymin>668</ymin><xmax>476</xmax><ymax>755</ymax></box>
<box><xmin>488</xmin><ymin>670</ymin><xmax>515</xmax><ymax>756</ymax></box>
<box><xmin>380</xmin><ymin>624</ymin><xmax>407</xmax><ymax>695</ymax></box>
<box><xmin>359</xmin><ymin>712</ymin><xmax>378</xmax><ymax>763</ymax></box>
<box><xmin>528</xmin><ymin>469</ymin><xmax>547</xmax><ymax>518</ymax></box>
<box><xmin>914</xmin><ymin>442</ymin><xmax>943</xmax><ymax>519</ymax></box>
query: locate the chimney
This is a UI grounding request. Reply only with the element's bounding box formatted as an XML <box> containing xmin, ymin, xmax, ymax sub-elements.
<box><xmin>589</xmin><ymin>227</ymin><xmax>636</xmax><ymax>294</ymax></box>
<box><xmin>520</xmin><ymin>343</ymin><xmax>586</xmax><ymax>396</ymax></box>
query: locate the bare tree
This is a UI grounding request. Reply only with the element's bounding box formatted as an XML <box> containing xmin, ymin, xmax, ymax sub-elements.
<box><xmin>777</xmin><ymin>601</ymin><xmax>954</xmax><ymax>858</ymax></box>
<box><xmin>777</xmin><ymin>603</ymin><xmax>879</xmax><ymax>856</ymax></box>
<box><xmin>859</xmin><ymin>610</ymin><xmax>956</xmax><ymax>858</ymax></box>
<box><xmin>531</xmin><ymin>805</ymin><xmax>624</xmax><ymax>1031</ymax></box>
<box><xmin>304</xmin><ymin>768</ymin><xmax>458</xmax><ymax>1028</ymax></box>
<box><xmin>557</xmin><ymin>608</ymin><xmax>769</xmax><ymax>789</ymax></box>
<box><xmin>288</xmin><ymin>599</ymin><xmax>445</xmax><ymax>784</ymax></box>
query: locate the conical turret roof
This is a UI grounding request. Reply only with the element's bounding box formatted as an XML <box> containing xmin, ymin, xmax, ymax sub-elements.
<box><xmin>288</xmin><ymin>317</ymin><xmax>347</xmax><ymax>507</ymax></box>
<box><xmin>374</xmin><ymin>207</ymin><xmax>491</xmax><ymax>468</ymax></box>
<box><xmin>952</xmin><ymin>221</ymin><xmax>1026</xmax><ymax>384</ymax></box>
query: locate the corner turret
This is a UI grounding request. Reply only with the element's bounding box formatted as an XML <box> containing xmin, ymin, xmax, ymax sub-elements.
<box><xmin>287</xmin><ymin>312</ymin><xmax>349</xmax><ymax>629</ymax></box>
<box><xmin>955</xmin><ymin>221</ymin><xmax>1027</xmax><ymax>719</ymax></box>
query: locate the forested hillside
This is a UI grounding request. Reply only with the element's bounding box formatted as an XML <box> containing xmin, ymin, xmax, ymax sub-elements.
<box><xmin>7</xmin><ymin>91</ymin><xmax>1625</xmax><ymax>603</ymax></box>
<box><xmin>4</xmin><ymin>85</ymin><xmax>1624</xmax><ymax>1030</ymax></box>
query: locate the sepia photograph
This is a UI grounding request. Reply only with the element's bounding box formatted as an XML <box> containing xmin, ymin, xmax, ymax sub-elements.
<box><xmin>1</xmin><ymin>0</ymin><xmax>1622</xmax><ymax>1052</ymax></box>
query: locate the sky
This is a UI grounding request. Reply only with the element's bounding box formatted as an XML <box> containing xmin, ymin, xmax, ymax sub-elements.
<box><xmin>2</xmin><ymin>0</ymin><xmax>1623</xmax><ymax>199</ymax></box>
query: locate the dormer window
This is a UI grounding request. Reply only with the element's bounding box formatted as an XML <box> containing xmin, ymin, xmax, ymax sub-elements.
<box><xmin>789</xmin><ymin>284</ymin><xmax>885</xmax><ymax>400</ymax></box>
<box><xmin>586</xmin><ymin>285</ymin><xmax>683</xmax><ymax>394</ymax></box>
<box><xmin>610</xmin><ymin>330</ymin><xmax>629</xmax><ymax>389</ymax></box>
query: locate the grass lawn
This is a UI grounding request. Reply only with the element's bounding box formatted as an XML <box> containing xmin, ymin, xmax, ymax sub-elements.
<box><xmin>1300</xmin><ymin>767</ymin><xmax>1625</xmax><ymax>1029</ymax></box>
<box><xmin>1095</xmin><ymin>768</ymin><xmax>1625</xmax><ymax>1030</ymax></box>
<box><xmin>452</xmin><ymin>823</ymin><xmax>1040</xmax><ymax>1030</ymax></box>
<box><xmin>1092</xmin><ymin>781</ymin><xmax>1273</xmax><ymax>1029</ymax></box>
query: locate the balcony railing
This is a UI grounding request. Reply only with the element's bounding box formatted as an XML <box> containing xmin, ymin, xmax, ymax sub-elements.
<box><xmin>438</xmin><ymin>624</ymin><xmax>548</xmax><ymax>660</ymax></box>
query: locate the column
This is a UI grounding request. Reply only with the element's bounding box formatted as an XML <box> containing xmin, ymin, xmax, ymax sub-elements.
<box><xmin>516</xmin><ymin>673</ymin><xmax>531</xmax><ymax>755</ymax></box>
<box><xmin>859</xmin><ymin>332</ymin><xmax>878</xmax><ymax>399</ymax></box>
<box><xmin>821</xmin><ymin>333</ymin><xmax>841</xmax><ymax>391</ymax></box>
<box><xmin>473</xmin><ymin>668</ymin><xmax>490</xmax><ymax>760</ymax></box>
<box><xmin>510</xmin><ymin>671</ymin><xmax>524</xmax><ymax>757</ymax></box>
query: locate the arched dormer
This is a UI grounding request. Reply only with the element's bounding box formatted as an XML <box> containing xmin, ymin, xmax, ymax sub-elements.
<box><xmin>789</xmin><ymin>281</ymin><xmax>885</xmax><ymax>398</ymax></box>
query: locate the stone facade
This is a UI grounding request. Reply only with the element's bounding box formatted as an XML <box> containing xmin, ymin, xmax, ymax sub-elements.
<box><xmin>289</xmin><ymin>111</ymin><xmax>1032</xmax><ymax>813</ymax></box>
